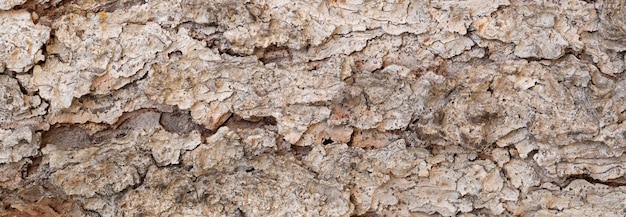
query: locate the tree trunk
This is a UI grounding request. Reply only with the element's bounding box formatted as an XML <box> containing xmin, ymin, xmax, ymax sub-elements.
<box><xmin>1</xmin><ymin>0</ymin><xmax>625</xmax><ymax>216</ymax></box>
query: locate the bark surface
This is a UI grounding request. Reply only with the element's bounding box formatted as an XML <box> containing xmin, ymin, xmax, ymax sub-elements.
<box><xmin>1</xmin><ymin>0</ymin><xmax>626</xmax><ymax>216</ymax></box>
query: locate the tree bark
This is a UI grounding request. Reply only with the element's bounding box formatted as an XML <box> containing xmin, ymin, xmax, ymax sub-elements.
<box><xmin>1</xmin><ymin>0</ymin><xmax>626</xmax><ymax>216</ymax></box>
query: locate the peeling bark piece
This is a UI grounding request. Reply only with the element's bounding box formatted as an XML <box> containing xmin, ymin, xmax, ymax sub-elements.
<box><xmin>491</xmin><ymin>147</ymin><xmax>511</xmax><ymax>167</ymax></box>
<box><xmin>18</xmin><ymin>185</ymin><xmax>46</xmax><ymax>202</ymax></box>
<box><xmin>41</xmin><ymin>124</ymin><xmax>202</xmax><ymax>197</ymax></box>
<box><xmin>277</xmin><ymin>105</ymin><xmax>331</xmax><ymax>144</ymax></box>
<box><xmin>504</xmin><ymin>159</ymin><xmax>539</xmax><ymax>192</ymax></box>
<box><xmin>159</xmin><ymin>109</ymin><xmax>197</xmax><ymax>134</ymax></box>
<box><xmin>6</xmin><ymin>201</ymin><xmax>69</xmax><ymax>217</ymax></box>
<box><xmin>41</xmin><ymin>126</ymin><xmax>91</xmax><ymax>150</ymax></box>
<box><xmin>0</xmin><ymin>75</ymin><xmax>48</xmax><ymax>126</ymax></box>
<box><xmin>0</xmin><ymin>0</ymin><xmax>26</xmax><ymax>10</ymax></box>
<box><xmin>0</xmin><ymin>10</ymin><xmax>49</xmax><ymax>73</ymax></box>
<box><xmin>140</xmin><ymin>127</ymin><xmax>201</xmax><ymax>167</ymax></box>
<box><xmin>582</xmin><ymin>32</ymin><xmax>625</xmax><ymax>76</ymax></box>
<box><xmin>145</xmin><ymin>56</ymin><xmax>236</xmax><ymax>128</ymax></box>
<box><xmin>183</xmin><ymin>127</ymin><xmax>244</xmax><ymax>176</ymax></box>
<box><xmin>599</xmin><ymin>0</ymin><xmax>626</xmax><ymax>48</ymax></box>
<box><xmin>43</xmin><ymin>142</ymin><xmax>152</xmax><ymax>197</ymax></box>
<box><xmin>473</xmin><ymin>0</ymin><xmax>596</xmax><ymax>60</ymax></box>
<box><xmin>430</xmin><ymin>0</ymin><xmax>510</xmax><ymax>35</ymax></box>
<box><xmin>0</xmin><ymin>126</ymin><xmax>38</xmax><ymax>164</ymax></box>
<box><xmin>121</xmin><ymin>158</ymin><xmax>352</xmax><ymax>216</ymax></box>
<box><xmin>304</xmin><ymin>143</ymin><xmax>362</xmax><ymax>184</ymax></box>
<box><xmin>347</xmin><ymin>70</ymin><xmax>422</xmax><ymax>131</ymax></box>
<box><xmin>509</xmin><ymin>179</ymin><xmax>626</xmax><ymax>216</ymax></box>
<box><xmin>115</xmin><ymin>109</ymin><xmax>162</xmax><ymax>130</ymax></box>
<box><xmin>48</xmin><ymin>81</ymin><xmax>159</xmax><ymax>125</ymax></box>
<box><xmin>362</xmin><ymin>140</ymin><xmax>427</xmax><ymax>177</ymax></box>
<box><xmin>117</xmin><ymin>166</ymin><xmax>201</xmax><ymax>216</ymax></box>
<box><xmin>376</xmin><ymin>177</ymin><xmax>471</xmax><ymax>216</ymax></box>
<box><xmin>33</xmin><ymin>13</ymin><xmax>121</xmax><ymax>111</ymax></box>
<box><xmin>0</xmin><ymin>160</ymin><xmax>26</xmax><ymax>190</ymax></box>
<box><xmin>304</xmin><ymin>30</ymin><xmax>380</xmax><ymax>61</ymax></box>
<box><xmin>421</xmin><ymin>33</ymin><xmax>475</xmax><ymax>59</ymax></box>
<box><xmin>34</xmin><ymin>13</ymin><xmax>172</xmax><ymax>112</ymax></box>
<box><xmin>557</xmin><ymin>157</ymin><xmax>626</xmax><ymax>182</ymax></box>
<box><xmin>90</xmin><ymin>22</ymin><xmax>172</xmax><ymax>94</ymax></box>
<box><xmin>241</xmin><ymin>128</ymin><xmax>278</xmax><ymax>157</ymax></box>
<box><xmin>351</xmin><ymin>129</ymin><xmax>399</xmax><ymax>149</ymax></box>
<box><xmin>296</xmin><ymin>122</ymin><xmax>353</xmax><ymax>146</ymax></box>
<box><xmin>216</xmin><ymin>0</ymin><xmax>336</xmax><ymax>55</ymax></box>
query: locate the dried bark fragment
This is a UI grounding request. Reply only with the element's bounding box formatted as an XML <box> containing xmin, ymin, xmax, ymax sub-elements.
<box><xmin>182</xmin><ymin>127</ymin><xmax>244</xmax><ymax>176</ymax></box>
<box><xmin>33</xmin><ymin>12</ymin><xmax>172</xmax><ymax>112</ymax></box>
<box><xmin>2</xmin><ymin>198</ymin><xmax>86</xmax><ymax>217</ymax></box>
<box><xmin>43</xmin><ymin>141</ymin><xmax>152</xmax><ymax>197</ymax></box>
<box><xmin>474</xmin><ymin>0</ymin><xmax>597</xmax><ymax>60</ymax></box>
<box><xmin>0</xmin><ymin>126</ymin><xmax>38</xmax><ymax>164</ymax></box>
<box><xmin>0</xmin><ymin>0</ymin><xmax>26</xmax><ymax>10</ymax></box>
<box><xmin>0</xmin><ymin>75</ymin><xmax>48</xmax><ymax>127</ymax></box>
<box><xmin>0</xmin><ymin>10</ymin><xmax>49</xmax><ymax>73</ymax></box>
<box><xmin>598</xmin><ymin>0</ymin><xmax>626</xmax><ymax>47</ymax></box>
<box><xmin>0</xmin><ymin>160</ymin><xmax>27</xmax><ymax>190</ymax></box>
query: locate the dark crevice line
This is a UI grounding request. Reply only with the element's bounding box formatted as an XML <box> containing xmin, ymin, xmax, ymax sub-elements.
<box><xmin>561</xmin><ymin>174</ymin><xmax>626</xmax><ymax>188</ymax></box>
<box><xmin>40</xmin><ymin>107</ymin><xmax>281</xmax><ymax>150</ymax></box>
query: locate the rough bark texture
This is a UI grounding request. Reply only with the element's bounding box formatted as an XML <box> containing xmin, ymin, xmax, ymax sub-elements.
<box><xmin>1</xmin><ymin>0</ymin><xmax>626</xmax><ymax>216</ymax></box>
